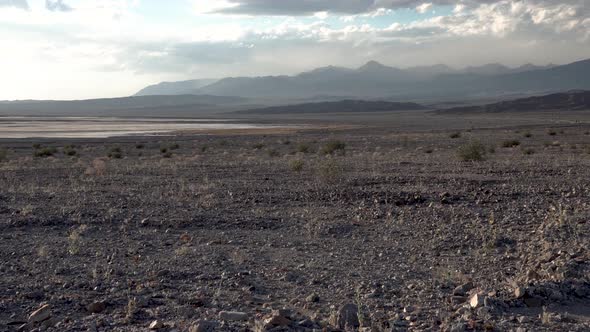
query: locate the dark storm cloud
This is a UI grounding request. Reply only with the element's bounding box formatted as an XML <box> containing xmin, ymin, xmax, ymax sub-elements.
<box><xmin>45</xmin><ymin>0</ymin><xmax>72</xmax><ymax>12</ymax></box>
<box><xmin>213</xmin><ymin>0</ymin><xmax>503</xmax><ymax>15</ymax></box>
<box><xmin>0</xmin><ymin>0</ymin><xmax>29</xmax><ymax>10</ymax></box>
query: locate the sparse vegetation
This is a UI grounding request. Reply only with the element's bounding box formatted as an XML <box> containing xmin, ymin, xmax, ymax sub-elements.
<box><xmin>34</xmin><ymin>147</ymin><xmax>58</xmax><ymax>157</ymax></box>
<box><xmin>296</xmin><ymin>143</ymin><xmax>311</xmax><ymax>153</ymax></box>
<box><xmin>522</xmin><ymin>148</ymin><xmax>535</xmax><ymax>155</ymax></box>
<box><xmin>449</xmin><ymin>132</ymin><xmax>461</xmax><ymax>139</ymax></box>
<box><xmin>253</xmin><ymin>143</ymin><xmax>265</xmax><ymax>150</ymax></box>
<box><xmin>0</xmin><ymin>148</ymin><xmax>7</xmax><ymax>162</ymax></box>
<box><xmin>267</xmin><ymin>149</ymin><xmax>280</xmax><ymax>157</ymax></box>
<box><xmin>289</xmin><ymin>159</ymin><xmax>304</xmax><ymax>172</ymax></box>
<box><xmin>457</xmin><ymin>141</ymin><xmax>487</xmax><ymax>161</ymax></box>
<box><xmin>63</xmin><ymin>145</ymin><xmax>77</xmax><ymax>156</ymax></box>
<box><xmin>501</xmin><ymin>139</ymin><xmax>521</xmax><ymax>148</ymax></box>
<box><xmin>108</xmin><ymin>147</ymin><xmax>122</xmax><ymax>159</ymax></box>
<box><xmin>548</xmin><ymin>130</ymin><xmax>557</xmax><ymax>136</ymax></box>
<box><xmin>523</xmin><ymin>132</ymin><xmax>532</xmax><ymax>138</ymax></box>
<box><xmin>135</xmin><ymin>143</ymin><xmax>145</xmax><ymax>149</ymax></box>
<box><xmin>321</xmin><ymin>140</ymin><xmax>346</xmax><ymax>155</ymax></box>
<box><xmin>317</xmin><ymin>158</ymin><xmax>344</xmax><ymax>183</ymax></box>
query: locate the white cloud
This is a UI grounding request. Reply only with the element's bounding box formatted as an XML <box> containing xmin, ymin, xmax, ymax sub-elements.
<box><xmin>416</xmin><ymin>3</ymin><xmax>433</xmax><ymax>14</ymax></box>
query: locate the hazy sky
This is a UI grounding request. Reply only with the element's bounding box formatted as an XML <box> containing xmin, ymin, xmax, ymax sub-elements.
<box><xmin>1</xmin><ymin>0</ymin><xmax>589</xmax><ymax>100</ymax></box>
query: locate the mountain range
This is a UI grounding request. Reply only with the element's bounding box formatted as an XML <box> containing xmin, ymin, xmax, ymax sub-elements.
<box><xmin>134</xmin><ymin>60</ymin><xmax>571</xmax><ymax>100</ymax></box>
<box><xmin>438</xmin><ymin>90</ymin><xmax>590</xmax><ymax>113</ymax></box>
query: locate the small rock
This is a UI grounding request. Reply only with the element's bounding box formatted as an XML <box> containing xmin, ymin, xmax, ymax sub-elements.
<box><xmin>332</xmin><ymin>303</ymin><xmax>359</xmax><ymax>329</ymax></box>
<box><xmin>86</xmin><ymin>302</ymin><xmax>106</xmax><ymax>314</ymax></box>
<box><xmin>453</xmin><ymin>282</ymin><xmax>474</xmax><ymax>296</ymax></box>
<box><xmin>264</xmin><ymin>314</ymin><xmax>291</xmax><ymax>327</ymax></box>
<box><xmin>28</xmin><ymin>304</ymin><xmax>51</xmax><ymax>323</ymax></box>
<box><xmin>450</xmin><ymin>296</ymin><xmax>467</xmax><ymax>305</ymax></box>
<box><xmin>514</xmin><ymin>287</ymin><xmax>526</xmax><ymax>299</ymax></box>
<box><xmin>219</xmin><ymin>311</ymin><xmax>248</xmax><ymax>321</ymax></box>
<box><xmin>149</xmin><ymin>320</ymin><xmax>163</xmax><ymax>330</ymax></box>
<box><xmin>306</xmin><ymin>293</ymin><xmax>320</xmax><ymax>303</ymax></box>
<box><xmin>469</xmin><ymin>294</ymin><xmax>484</xmax><ymax>308</ymax></box>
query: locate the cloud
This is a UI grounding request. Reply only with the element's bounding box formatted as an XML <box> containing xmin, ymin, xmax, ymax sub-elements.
<box><xmin>0</xmin><ymin>0</ymin><xmax>28</xmax><ymax>10</ymax></box>
<box><xmin>45</xmin><ymin>0</ymin><xmax>72</xmax><ymax>12</ymax></box>
<box><xmin>416</xmin><ymin>3</ymin><xmax>433</xmax><ymax>13</ymax></box>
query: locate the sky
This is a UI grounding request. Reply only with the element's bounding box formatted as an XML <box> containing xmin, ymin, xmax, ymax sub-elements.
<box><xmin>0</xmin><ymin>0</ymin><xmax>589</xmax><ymax>100</ymax></box>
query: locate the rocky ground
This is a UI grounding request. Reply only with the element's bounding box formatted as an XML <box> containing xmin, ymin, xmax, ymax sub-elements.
<box><xmin>0</xmin><ymin>119</ymin><xmax>589</xmax><ymax>331</ymax></box>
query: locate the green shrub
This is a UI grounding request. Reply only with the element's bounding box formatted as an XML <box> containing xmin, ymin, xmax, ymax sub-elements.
<box><xmin>449</xmin><ymin>132</ymin><xmax>461</xmax><ymax>139</ymax></box>
<box><xmin>32</xmin><ymin>143</ymin><xmax>41</xmax><ymax>149</ymax></box>
<box><xmin>0</xmin><ymin>148</ymin><xmax>7</xmax><ymax>162</ymax></box>
<box><xmin>296</xmin><ymin>143</ymin><xmax>311</xmax><ymax>153</ymax></box>
<box><xmin>321</xmin><ymin>140</ymin><xmax>346</xmax><ymax>155</ymax></box>
<box><xmin>457</xmin><ymin>141</ymin><xmax>487</xmax><ymax>162</ymax></box>
<box><xmin>502</xmin><ymin>140</ymin><xmax>521</xmax><ymax>148</ymax></box>
<box><xmin>63</xmin><ymin>147</ymin><xmax>77</xmax><ymax>156</ymax></box>
<box><xmin>34</xmin><ymin>147</ymin><xmax>58</xmax><ymax>157</ymax></box>
<box><xmin>290</xmin><ymin>159</ymin><xmax>304</xmax><ymax>172</ymax></box>
<box><xmin>108</xmin><ymin>147</ymin><xmax>122</xmax><ymax>159</ymax></box>
<box><xmin>522</xmin><ymin>148</ymin><xmax>535</xmax><ymax>155</ymax></box>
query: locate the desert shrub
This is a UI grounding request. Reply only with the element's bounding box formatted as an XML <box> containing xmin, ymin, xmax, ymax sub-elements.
<box><xmin>34</xmin><ymin>147</ymin><xmax>58</xmax><ymax>157</ymax></box>
<box><xmin>296</xmin><ymin>143</ymin><xmax>311</xmax><ymax>153</ymax></box>
<box><xmin>135</xmin><ymin>143</ymin><xmax>145</xmax><ymax>149</ymax></box>
<box><xmin>290</xmin><ymin>159</ymin><xmax>304</xmax><ymax>172</ymax></box>
<box><xmin>267</xmin><ymin>149</ymin><xmax>280</xmax><ymax>157</ymax></box>
<box><xmin>449</xmin><ymin>132</ymin><xmax>461</xmax><ymax>139</ymax></box>
<box><xmin>424</xmin><ymin>148</ymin><xmax>434</xmax><ymax>154</ymax></box>
<box><xmin>522</xmin><ymin>148</ymin><xmax>535</xmax><ymax>155</ymax></box>
<box><xmin>253</xmin><ymin>143</ymin><xmax>265</xmax><ymax>150</ymax></box>
<box><xmin>160</xmin><ymin>147</ymin><xmax>168</xmax><ymax>153</ymax></box>
<box><xmin>457</xmin><ymin>141</ymin><xmax>487</xmax><ymax>162</ymax></box>
<box><xmin>107</xmin><ymin>147</ymin><xmax>122</xmax><ymax>159</ymax></box>
<box><xmin>0</xmin><ymin>148</ymin><xmax>7</xmax><ymax>162</ymax></box>
<box><xmin>63</xmin><ymin>147</ymin><xmax>77</xmax><ymax>156</ymax></box>
<box><xmin>548</xmin><ymin>130</ymin><xmax>557</xmax><ymax>136</ymax></box>
<box><xmin>317</xmin><ymin>158</ymin><xmax>344</xmax><ymax>183</ymax></box>
<box><xmin>321</xmin><ymin>140</ymin><xmax>346</xmax><ymax>155</ymax></box>
<box><xmin>523</xmin><ymin>132</ymin><xmax>532</xmax><ymax>138</ymax></box>
<box><xmin>169</xmin><ymin>143</ymin><xmax>180</xmax><ymax>150</ymax></box>
<box><xmin>281</xmin><ymin>139</ymin><xmax>291</xmax><ymax>145</ymax></box>
<box><xmin>32</xmin><ymin>143</ymin><xmax>41</xmax><ymax>149</ymax></box>
<box><xmin>501</xmin><ymin>140</ymin><xmax>521</xmax><ymax>148</ymax></box>
<box><xmin>200</xmin><ymin>145</ymin><xmax>208</xmax><ymax>153</ymax></box>
<box><xmin>162</xmin><ymin>151</ymin><xmax>173</xmax><ymax>158</ymax></box>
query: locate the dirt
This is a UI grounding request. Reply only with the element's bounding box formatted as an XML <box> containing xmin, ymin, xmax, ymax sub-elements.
<box><xmin>0</xmin><ymin>113</ymin><xmax>589</xmax><ymax>331</ymax></box>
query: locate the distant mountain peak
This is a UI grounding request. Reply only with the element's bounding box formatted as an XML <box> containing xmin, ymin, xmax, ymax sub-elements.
<box><xmin>358</xmin><ymin>60</ymin><xmax>389</xmax><ymax>71</ymax></box>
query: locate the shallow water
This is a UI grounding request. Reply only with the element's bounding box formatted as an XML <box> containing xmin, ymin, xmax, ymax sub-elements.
<box><xmin>0</xmin><ymin>117</ymin><xmax>277</xmax><ymax>138</ymax></box>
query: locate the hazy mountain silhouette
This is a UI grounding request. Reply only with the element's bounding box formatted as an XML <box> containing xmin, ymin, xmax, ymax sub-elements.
<box><xmin>237</xmin><ymin>100</ymin><xmax>427</xmax><ymax>114</ymax></box>
<box><xmin>438</xmin><ymin>90</ymin><xmax>590</xmax><ymax>113</ymax></box>
<box><xmin>135</xmin><ymin>79</ymin><xmax>218</xmax><ymax>96</ymax></box>
<box><xmin>135</xmin><ymin>59</ymin><xmax>586</xmax><ymax>100</ymax></box>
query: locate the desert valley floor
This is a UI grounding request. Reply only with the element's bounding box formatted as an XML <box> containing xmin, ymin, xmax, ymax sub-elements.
<box><xmin>0</xmin><ymin>110</ymin><xmax>589</xmax><ymax>331</ymax></box>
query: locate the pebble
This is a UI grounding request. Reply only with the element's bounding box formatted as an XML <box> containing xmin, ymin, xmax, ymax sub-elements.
<box><xmin>149</xmin><ymin>320</ymin><xmax>164</xmax><ymax>330</ymax></box>
<box><xmin>469</xmin><ymin>294</ymin><xmax>484</xmax><ymax>308</ymax></box>
<box><xmin>86</xmin><ymin>302</ymin><xmax>106</xmax><ymax>314</ymax></box>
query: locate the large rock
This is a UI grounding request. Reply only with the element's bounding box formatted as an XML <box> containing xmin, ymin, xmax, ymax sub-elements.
<box><xmin>453</xmin><ymin>282</ymin><xmax>474</xmax><ymax>296</ymax></box>
<box><xmin>332</xmin><ymin>303</ymin><xmax>360</xmax><ymax>329</ymax></box>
